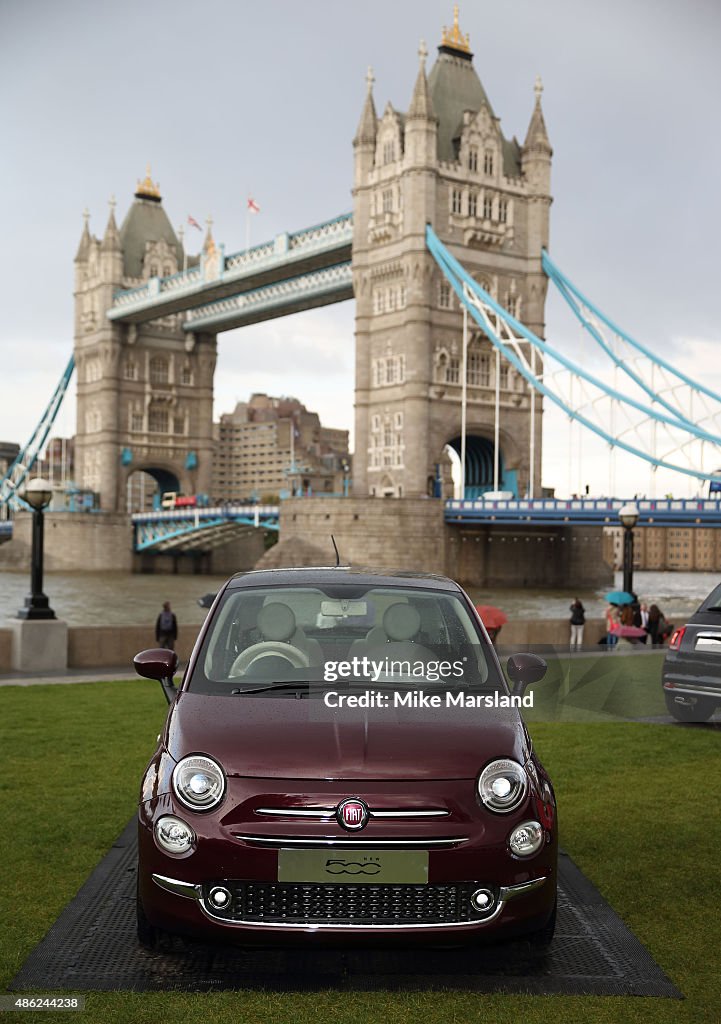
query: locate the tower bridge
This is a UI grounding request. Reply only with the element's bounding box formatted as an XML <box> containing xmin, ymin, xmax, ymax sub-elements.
<box><xmin>2</xmin><ymin>7</ymin><xmax>720</xmax><ymax>583</ymax></box>
<box><xmin>64</xmin><ymin>13</ymin><xmax>554</xmax><ymax>515</ymax></box>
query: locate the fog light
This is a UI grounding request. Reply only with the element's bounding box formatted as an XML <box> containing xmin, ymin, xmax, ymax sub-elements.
<box><xmin>470</xmin><ymin>888</ymin><xmax>495</xmax><ymax>913</ymax></box>
<box><xmin>154</xmin><ymin>815</ymin><xmax>195</xmax><ymax>854</ymax></box>
<box><xmin>508</xmin><ymin>820</ymin><xmax>544</xmax><ymax>857</ymax></box>
<box><xmin>209</xmin><ymin>886</ymin><xmax>232</xmax><ymax>909</ymax></box>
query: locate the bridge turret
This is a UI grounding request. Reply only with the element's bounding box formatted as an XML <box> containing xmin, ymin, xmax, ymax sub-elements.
<box><xmin>100</xmin><ymin>197</ymin><xmax>124</xmax><ymax>284</ymax></box>
<box><xmin>522</xmin><ymin>76</ymin><xmax>552</xmax><ymax>200</ymax></box>
<box><xmin>353</xmin><ymin>66</ymin><xmax>378</xmax><ymax>185</ymax></box>
<box><xmin>404</xmin><ymin>41</ymin><xmax>438</xmax><ymax>173</ymax></box>
<box><xmin>74</xmin><ymin>209</ymin><xmax>91</xmax><ymax>263</ymax></box>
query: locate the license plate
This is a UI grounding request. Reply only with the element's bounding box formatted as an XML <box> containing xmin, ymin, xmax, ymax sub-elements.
<box><xmin>278</xmin><ymin>848</ymin><xmax>428</xmax><ymax>884</ymax></box>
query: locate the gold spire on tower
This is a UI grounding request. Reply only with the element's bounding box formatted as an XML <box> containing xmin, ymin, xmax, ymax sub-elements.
<box><xmin>441</xmin><ymin>5</ymin><xmax>471</xmax><ymax>53</ymax></box>
<box><xmin>135</xmin><ymin>164</ymin><xmax>161</xmax><ymax>199</ymax></box>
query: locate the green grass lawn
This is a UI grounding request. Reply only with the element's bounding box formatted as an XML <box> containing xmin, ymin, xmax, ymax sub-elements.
<box><xmin>1</xmin><ymin>668</ymin><xmax>719</xmax><ymax>1024</ymax></box>
<box><xmin>523</xmin><ymin>650</ymin><xmax>669</xmax><ymax>721</ymax></box>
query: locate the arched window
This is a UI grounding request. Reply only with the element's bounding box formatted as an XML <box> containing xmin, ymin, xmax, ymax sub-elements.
<box><xmin>483</xmin><ymin>149</ymin><xmax>494</xmax><ymax>175</ymax></box>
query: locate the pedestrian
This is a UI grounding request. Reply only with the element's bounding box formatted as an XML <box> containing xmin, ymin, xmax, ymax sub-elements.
<box><xmin>569</xmin><ymin>597</ymin><xmax>585</xmax><ymax>651</ymax></box>
<box><xmin>604</xmin><ymin>603</ymin><xmax>619</xmax><ymax>649</ymax></box>
<box><xmin>646</xmin><ymin>604</ymin><xmax>669</xmax><ymax>646</ymax></box>
<box><xmin>639</xmin><ymin>602</ymin><xmax>649</xmax><ymax>629</ymax></box>
<box><xmin>156</xmin><ymin>601</ymin><xmax>178</xmax><ymax>651</ymax></box>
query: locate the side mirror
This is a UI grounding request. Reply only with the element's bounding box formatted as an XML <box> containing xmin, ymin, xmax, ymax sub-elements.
<box><xmin>506</xmin><ymin>653</ymin><xmax>547</xmax><ymax>696</ymax></box>
<box><xmin>134</xmin><ymin>648</ymin><xmax>179</xmax><ymax>705</ymax></box>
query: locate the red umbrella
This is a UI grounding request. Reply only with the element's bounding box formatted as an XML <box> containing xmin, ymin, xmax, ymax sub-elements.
<box><xmin>475</xmin><ymin>605</ymin><xmax>508</xmax><ymax>630</ymax></box>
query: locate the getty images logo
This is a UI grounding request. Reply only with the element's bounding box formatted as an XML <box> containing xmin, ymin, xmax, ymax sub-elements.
<box><xmin>336</xmin><ymin>798</ymin><xmax>369</xmax><ymax>831</ymax></box>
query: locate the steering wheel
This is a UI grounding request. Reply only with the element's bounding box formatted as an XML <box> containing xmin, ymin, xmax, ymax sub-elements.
<box><xmin>229</xmin><ymin>641</ymin><xmax>310</xmax><ymax>678</ymax></box>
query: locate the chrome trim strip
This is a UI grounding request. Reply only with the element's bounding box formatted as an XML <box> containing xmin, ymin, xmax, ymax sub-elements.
<box><xmin>499</xmin><ymin>876</ymin><xmax>548</xmax><ymax>901</ymax></box>
<box><xmin>256</xmin><ymin>808</ymin><xmax>335</xmax><ymax>818</ymax></box>
<box><xmin>197</xmin><ymin>900</ymin><xmax>498</xmax><ymax>930</ymax></box>
<box><xmin>152</xmin><ymin>873</ymin><xmax>202</xmax><ymax>900</ymax></box>
<box><xmin>664</xmin><ymin>683</ymin><xmax>721</xmax><ymax>699</ymax></box>
<box><xmin>371</xmin><ymin>810</ymin><xmax>450</xmax><ymax>818</ymax></box>
<box><xmin>255</xmin><ymin>807</ymin><xmax>450</xmax><ymax>819</ymax></box>
<box><xmin>231</xmin><ymin>835</ymin><xmax>467</xmax><ymax>847</ymax></box>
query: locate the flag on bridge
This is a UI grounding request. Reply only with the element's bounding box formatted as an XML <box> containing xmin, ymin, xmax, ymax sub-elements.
<box><xmin>247</xmin><ymin>197</ymin><xmax>260</xmax><ymax>214</ymax></box>
<box><xmin>187</xmin><ymin>215</ymin><xmax>202</xmax><ymax>231</ymax></box>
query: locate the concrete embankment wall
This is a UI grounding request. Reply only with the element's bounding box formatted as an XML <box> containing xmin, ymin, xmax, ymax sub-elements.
<box><xmin>0</xmin><ymin>619</ymin><xmax>609</xmax><ymax>675</ymax></box>
<box><xmin>0</xmin><ymin>513</ymin><xmax>134</xmax><ymax>571</ymax></box>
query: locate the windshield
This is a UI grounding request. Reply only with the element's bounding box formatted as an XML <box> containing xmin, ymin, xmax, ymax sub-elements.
<box><xmin>190</xmin><ymin>583</ymin><xmax>501</xmax><ymax>696</ymax></box>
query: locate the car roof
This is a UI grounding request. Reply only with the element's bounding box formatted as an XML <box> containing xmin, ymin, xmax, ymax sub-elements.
<box><xmin>225</xmin><ymin>566</ymin><xmax>463</xmax><ymax>593</ymax></box>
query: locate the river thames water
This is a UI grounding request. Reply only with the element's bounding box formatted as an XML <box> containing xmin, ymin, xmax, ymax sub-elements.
<box><xmin>0</xmin><ymin>568</ymin><xmax>717</xmax><ymax>629</ymax></box>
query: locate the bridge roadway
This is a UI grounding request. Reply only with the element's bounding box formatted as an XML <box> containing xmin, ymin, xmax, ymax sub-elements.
<box><xmin>107</xmin><ymin>214</ymin><xmax>352</xmax><ymax>328</ymax></box>
<box><xmin>132</xmin><ymin>505</ymin><xmax>279</xmax><ymax>553</ymax></box>
<box><xmin>446</xmin><ymin>497</ymin><xmax>721</xmax><ymax>527</ymax></box>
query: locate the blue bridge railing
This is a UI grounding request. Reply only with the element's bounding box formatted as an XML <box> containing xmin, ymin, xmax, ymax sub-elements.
<box><xmin>445</xmin><ymin>497</ymin><xmax>721</xmax><ymax>527</ymax></box>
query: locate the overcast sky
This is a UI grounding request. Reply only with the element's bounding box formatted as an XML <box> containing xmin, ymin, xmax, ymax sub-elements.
<box><xmin>2</xmin><ymin>0</ymin><xmax>720</xmax><ymax>498</ymax></box>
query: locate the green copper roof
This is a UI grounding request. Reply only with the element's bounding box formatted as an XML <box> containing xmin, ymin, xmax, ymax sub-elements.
<box><xmin>427</xmin><ymin>48</ymin><xmax>521</xmax><ymax>177</ymax></box>
<box><xmin>118</xmin><ymin>196</ymin><xmax>183</xmax><ymax>279</ymax></box>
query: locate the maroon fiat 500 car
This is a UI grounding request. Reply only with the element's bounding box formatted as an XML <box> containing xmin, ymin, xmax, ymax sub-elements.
<box><xmin>134</xmin><ymin>567</ymin><xmax>557</xmax><ymax>950</ymax></box>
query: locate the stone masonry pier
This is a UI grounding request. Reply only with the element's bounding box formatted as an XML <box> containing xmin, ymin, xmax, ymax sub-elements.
<box><xmin>275</xmin><ymin>497</ymin><xmax>612</xmax><ymax>589</ymax></box>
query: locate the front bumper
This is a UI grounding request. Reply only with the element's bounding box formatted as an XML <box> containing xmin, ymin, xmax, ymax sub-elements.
<box><xmin>138</xmin><ymin>774</ymin><xmax>557</xmax><ymax>944</ymax></box>
<box><xmin>151</xmin><ymin>870</ymin><xmax>550</xmax><ymax>933</ymax></box>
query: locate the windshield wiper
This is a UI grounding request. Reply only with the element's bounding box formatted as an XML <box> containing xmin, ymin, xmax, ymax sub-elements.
<box><xmin>231</xmin><ymin>680</ymin><xmax>314</xmax><ymax>695</ymax></box>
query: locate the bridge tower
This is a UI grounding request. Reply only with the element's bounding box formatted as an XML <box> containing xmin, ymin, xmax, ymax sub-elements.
<box><xmin>352</xmin><ymin>9</ymin><xmax>552</xmax><ymax>498</ymax></box>
<box><xmin>73</xmin><ymin>171</ymin><xmax>217</xmax><ymax>511</ymax></box>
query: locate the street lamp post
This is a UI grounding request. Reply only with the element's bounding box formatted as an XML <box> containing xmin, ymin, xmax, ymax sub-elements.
<box><xmin>17</xmin><ymin>477</ymin><xmax>55</xmax><ymax>620</ymax></box>
<box><xmin>618</xmin><ymin>502</ymin><xmax>639</xmax><ymax>596</ymax></box>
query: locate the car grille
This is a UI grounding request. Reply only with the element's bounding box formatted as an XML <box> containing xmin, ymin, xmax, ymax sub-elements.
<box><xmin>203</xmin><ymin>881</ymin><xmax>491</xmax><ymax>926</ymax></box>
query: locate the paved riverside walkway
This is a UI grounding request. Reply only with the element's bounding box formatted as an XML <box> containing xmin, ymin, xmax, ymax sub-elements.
<box><xmin>0</xmin><ymin>666</ymin><xmax>151</xmax><ymax>687</ymax></box>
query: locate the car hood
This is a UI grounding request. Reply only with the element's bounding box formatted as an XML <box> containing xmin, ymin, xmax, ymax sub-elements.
<box><xmin>165</xmin><ymin>691</ymin><xmax>531</xmax><ymax>780</ymax></box>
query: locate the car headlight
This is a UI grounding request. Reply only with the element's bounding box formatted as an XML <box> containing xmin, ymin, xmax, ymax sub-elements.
<box><xmin>155</xmin><ymin>815</ymin><xmax>195</xmax><ymax>854</ymax></box>
<box><xmin>478</xmin><ymin>759</ymin><xmax>528</xmax><ymax>813</ymax></box>
<box><xmin>508</xmin><ymin>820</ymin><xmax>544</xmax><ymax>857</ymax></box>
<box><xmin>172</xmin><ymin>754</ymin><xmax>225</xmax><ymax>811</ymax></box>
